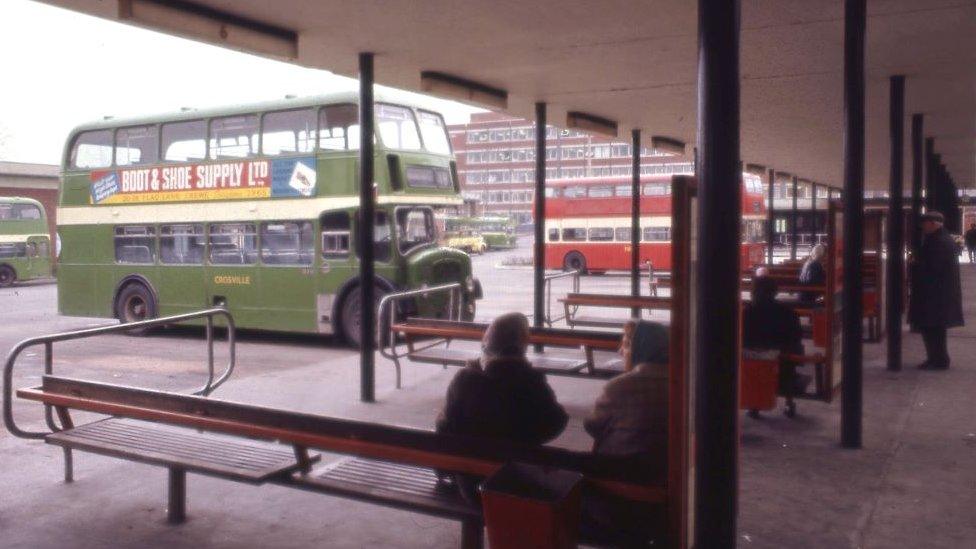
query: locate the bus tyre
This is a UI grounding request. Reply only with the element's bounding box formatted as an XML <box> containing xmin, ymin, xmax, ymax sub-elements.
<box><xmin>340</xmin><ymin>285</ymin><xmax>389</xmax><ymax>349</ymax></box>
<box><xmin>115</xmin><ymin>283</ymin><xmax>156</xmax><ymax>335</ymax></box>
<box><xmin>563</xmin><ymin>251</ymin><xmax>587</xmax><ymax>274</ymax></box>
<box><xmin>0</xmin><ymin>265</ymin><xmax>15</xmax><ymax>288</ymax></box>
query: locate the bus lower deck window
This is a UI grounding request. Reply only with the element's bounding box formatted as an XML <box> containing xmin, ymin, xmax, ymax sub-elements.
<box><xmin>160</xmin><ymin>224</ymin><xmax>204</xmax><ymax>264</ymax></box>
<box><xmin>209</xmin><ymin>223</ymin><xmax>257</xmax><ymax>265</ymax></box>
<box><xmin>114</xmin><ymin>225</ymin><xmax>157</xmax><ymax>264</ymax></box>
<box><xmin>547</xmin><ymin>228</ymin><xmax>560</xmax><ymax>242</ymax></box>
<box><xmin>261</xmin><ymin>221</ymin><xmax>313</xmax><ymax>265</ymax></box>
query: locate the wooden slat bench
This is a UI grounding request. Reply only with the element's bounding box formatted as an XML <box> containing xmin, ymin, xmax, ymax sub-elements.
<box><xmin>559</xmin><ymin>293</ymin><xmax>672</xmax><ymax>329</ymax></box>
<box><xmin>16</xmin><ymin>375</ymin><xmax>669</xmax><ymax>548</ymax></box>
<box><xmin>386</xmin><ymin>318</ymin><xmax>624</xmax><ymax>385</ymax></box>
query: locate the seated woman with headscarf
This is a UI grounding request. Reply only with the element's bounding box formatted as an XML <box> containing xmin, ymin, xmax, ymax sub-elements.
<box><xmin>435</xmin><ymin>312</ymin><xmax>568</xmax><ymax>502</ymax></box>
<box><xmin>799</xmin><ymin>243</ymin><xmax>827</xmax><ymax>303</ymax></box>
<box><xmin>581</xmin><ymin>320</ymin><xmax>670</xmax><ymax>545</ymax></box>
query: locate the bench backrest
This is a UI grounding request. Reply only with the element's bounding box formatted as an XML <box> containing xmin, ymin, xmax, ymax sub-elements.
<box><xmin>396</xmin><ymin>318</ymin><xmax>623</xmax><ymax>351</ymax></box>
<box><xmin>19</xmin><ymin>375</ymin><xmax>664</xmax><ymax>502</ymax></box>
<box><xmin>562</xmin><ymin>293</ymin><xmax>672</xmax><ymax>309</ymax></box>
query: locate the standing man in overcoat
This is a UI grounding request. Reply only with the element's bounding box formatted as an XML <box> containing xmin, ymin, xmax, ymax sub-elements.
<box><xmin>909</xmin><ymin>211</ymin><xmax>964</xmax><ymax>370</ymax></box>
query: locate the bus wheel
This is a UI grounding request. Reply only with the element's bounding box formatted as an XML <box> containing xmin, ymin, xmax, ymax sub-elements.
<box><xmin>563</xmin><ymin>251</ymin><xmax>587</xmax><ymax>274</ymax></box>
<box><xmin>115</xmin><ymin>283</ymin><xmax>156</xmax><ymax>335</ymax></box>
<box><xmin>340</xmin><ymin>285</ymin><xmax>389</xmax><ymax>348</ymax></box>
<box><xmin>0</xmin><ymin>265</ymin><xmax>15</xmax><ymax>287</ymax></box>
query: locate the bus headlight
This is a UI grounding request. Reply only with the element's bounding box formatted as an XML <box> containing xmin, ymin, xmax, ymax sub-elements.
<box><xmin>465</xmin><ymin>276</ymin><xmax>483</xmax><ymax>299</ymax></box>
<box><xmin>465</xmin><ymin>276</ymin><xmax>475</xmax><ymax>293</ymax></box>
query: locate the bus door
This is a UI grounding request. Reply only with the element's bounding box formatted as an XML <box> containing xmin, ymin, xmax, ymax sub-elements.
<box><xmin>205</xmin><ymin>223</ymin><xmax>262</xmax><ymax>326</ymax></box>
<box><xmin>316</xmin><ymin>210</ymin><xmax>357</xmax><ymax>334</ymax></box>
<box><xmin>256</xmin><ymin>221</ymin><xmax>317</xmax><ymax>331</ymax></box>
<box><xmin>25</xmin><ymin>236</ymin><xmax>51</xmax><ymax>278</ymax></box>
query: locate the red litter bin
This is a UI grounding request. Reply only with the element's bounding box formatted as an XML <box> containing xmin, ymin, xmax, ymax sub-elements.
<box><xmin>480</xmin><ymin>461</ymin><xmax>584</xmax><ymax>549</ymax></box>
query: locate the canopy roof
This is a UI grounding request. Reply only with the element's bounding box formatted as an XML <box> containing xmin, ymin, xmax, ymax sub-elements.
<box><xmin>40</xmin><ymin>0</ymin><xmax>975</xmax><ymax>188</ymax></box>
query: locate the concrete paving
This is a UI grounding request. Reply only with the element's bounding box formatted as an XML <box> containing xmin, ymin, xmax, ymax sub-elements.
<box><xmin>0</xmin><ymin>241</ymin><xmax>974</xmax><ymax>548</ymax></box>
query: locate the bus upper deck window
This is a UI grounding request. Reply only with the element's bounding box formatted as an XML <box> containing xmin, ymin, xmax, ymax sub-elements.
<box><xmin>262</xmin><ymin>109</ymin><xmax>317</xmax><ymax>156</ymax></box>
<box><xmin>376</xmin><ymin>104</ymin><xmax>421</xmax><ymax>151</ymax></box>
<box><xmin>209</xmin><ymin>115</ymin><xmax>259</xmax><ymax>160</ymax></box>
<box><xmin>417</xmin><ymin>110</ymin><xmax>451</xmax><ymax>155</ymax></box>
<box><xmin>319</xmin><ymin>104</ymin><xmax>359</xmax><ymax>150</ymax></box>
<box><xmin>116</xmin><ymin>125</ymin><xmax>159</xmax><ymax>166</ymax></box>
<box><xmin>71</xmin><ymin>130</ymin><xmax>113</xmax><ymax>169</ymax></box>
<box><xmin>162</xmin><ymin>120</ymin><xmax>206</xmax><ymax>162</ymax></box>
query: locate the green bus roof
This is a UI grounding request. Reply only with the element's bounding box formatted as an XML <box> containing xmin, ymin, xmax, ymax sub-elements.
<box><xmin>64</xmin><ymin>90</ymin><xmax>445</xmax><ymax>136</ymax></box>
<box><xmin>62</xmin><ymin>90</ymin><xmax>450</xmax><ymax>168</ymax></box>
<box><xmin>0</xmin><ymin>196</ymin><xmax>45</xmax><ymax>209</ymax></box>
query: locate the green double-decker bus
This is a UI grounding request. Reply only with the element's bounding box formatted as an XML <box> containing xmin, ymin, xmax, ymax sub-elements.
<box><xmin>0</xmin><ymin>197</ymin><xmax>53</xmax><ymax>287</ymax></box>
<box><xmin>443</xmin><ymin>216</ymin><xmax>518</xmax><ymax>250</ymax></box>
<box><xmin>58</xmin><ymin>92</ymin><xmax>481</xmax><ymax>345</ymax></box>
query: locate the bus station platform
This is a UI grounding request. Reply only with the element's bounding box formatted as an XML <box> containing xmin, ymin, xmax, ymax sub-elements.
<box><xmin>1</xmin><ymin>269</ymin><xmax>975</xmax><ymax>548</ymax></box>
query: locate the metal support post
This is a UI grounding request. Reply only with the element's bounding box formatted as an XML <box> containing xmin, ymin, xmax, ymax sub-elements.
<box><xmin>694</xmin><ymin>0</ymin><xmax>741</xmax><ymax>546</ymax></box>
<box><xmin>168</xmin><ymin>467</ymin><xmax>186</xmax><ymax>524</ymax></box>
<box><xmin>841</xmin><ymin>0</ymin><xmax>866</xmax><ymax>449</ymax></box>
<box><xmin>359</xmin><ymin>52</ymin><xmax>376</xmax><ymax>402</ymax></box>
<box><xmin>924</xmin><ymin>137</ymin><xmax>935</xmax><ymax>211</ymax></box>
<box><xmin>910</xmin><ymin>114</ymin><xmax>924</xmax><ymax>253</ymax></box>
<box><xmin>631</xmin><ymin>129</ymin><xmax>641</xmax><ymax>316</ymax></box>
<box><xmin>809</xmin><ymin>183</ymin><xmax>818</xmax><ymax>245</ymax></box>
<box><xmin>886</xmin><ymin>75</ymin><xmax>905</xmax><ymax>372</ymax></box>
<box><xmin>791</xmin><ymin>175</ymin><xmax>799</xmax><ymax>260</ymax></box>
<box><xmin>533</xmin><ymin>102</ymin><xmax>547</xmax><ymax>350</ymax></box>
<box><xmin>767</xmin><ymin>169</ymin><xmax>775</xmax><ymax>263</ymax></box>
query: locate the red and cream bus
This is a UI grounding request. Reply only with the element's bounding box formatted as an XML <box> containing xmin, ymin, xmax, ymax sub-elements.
<box><xmin>540</xmin><ymin>173</ymin><xmax>766</xmax><ymax>272</ymax></box>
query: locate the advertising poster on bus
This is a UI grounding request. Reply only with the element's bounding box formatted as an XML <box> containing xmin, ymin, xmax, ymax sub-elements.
<box><xmin>89</xmin><ymin>156</ymin><xmax>316</xmax><ymax>204</ymax></box>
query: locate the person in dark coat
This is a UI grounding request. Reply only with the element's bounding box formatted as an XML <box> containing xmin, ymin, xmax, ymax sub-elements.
<box><xmin>964</xmin><ymin>223</ymin><xmax>976</xmax><ymax>263</ymax></box>
<box><xmin>435</xmin><ymin>312</ymin><xmax>568</xmax><ymax>502</ymax></box>
<box><xmin>742</xmin><ymin>276</ymin><xmax>807</xmax><ymax>408</ymax></box>
<box><xmin>909</xmin><ymin>211</ymin><xmax>964</xmax><ymax>370</ymax></box>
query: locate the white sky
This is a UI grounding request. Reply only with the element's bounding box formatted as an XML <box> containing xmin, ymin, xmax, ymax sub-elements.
<box><xmin>0</xmin><ymin>0</ymin><xmax>478</xmax><ymax>165</ymax></box>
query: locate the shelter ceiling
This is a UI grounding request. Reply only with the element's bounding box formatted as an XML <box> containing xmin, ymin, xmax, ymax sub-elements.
<box><xmin>41</xmin><ymin>0</ymin><xmax>975</xmax><ymax>188</ymax></box>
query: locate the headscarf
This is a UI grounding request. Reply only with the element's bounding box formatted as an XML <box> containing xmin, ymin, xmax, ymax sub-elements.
<box><xmin>807</xmin><ymin>243</ymin><xmax>827</xmax><ymax>262</ymax></box>
<box><xmin>629</xmin><ymin>320</ymin><xmax>669</xmax><ymax>365</ymax></box>
<box><xmin>481</xmin><ymin>312</ymin><xmax>530</xmax><ymax>361</ymax></box>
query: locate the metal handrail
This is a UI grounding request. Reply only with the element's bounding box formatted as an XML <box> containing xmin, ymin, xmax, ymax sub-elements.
<box><xmin>544</xmin><ymin>269</ymin><xmax>581</xmax><ymax>327</ymax></box>
<box><xmin>377</xmin><ymin>282</ymin><xmax>464</xmax><ymax>389</ymax></box>
<box><xmin>3</xmin><ymin>308</ymin><xmax>236</xmax><ymax>439</ymax></box>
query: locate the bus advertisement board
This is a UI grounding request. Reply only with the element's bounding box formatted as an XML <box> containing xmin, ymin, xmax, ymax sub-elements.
<box><xmin>90</xmin><ymin>156</ymin><xmax>317</xmax><ymax>204</ymax></box>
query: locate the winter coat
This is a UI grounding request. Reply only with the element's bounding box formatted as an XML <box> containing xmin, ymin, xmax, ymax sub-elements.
<box><xmin>909</xmin><ymin>227</ymin><xmax>964</xmax><ymax>329</ymax></box>
<box><xmin>742</xmin><ymin>300</ymin><xmax>804</xmax><ymax>355</ymax></box>
<box><xmin>583</xmin><ymin>362</ymin><xmax>668</xmax><ymax>458</ymax></box>
<box><xmin>965</xmin><ymin>228</ymin><xmax>976</xmax><ymax>250</ymax></box>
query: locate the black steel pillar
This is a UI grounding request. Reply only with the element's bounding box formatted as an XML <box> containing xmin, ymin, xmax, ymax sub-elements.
<box><xmin>886</xmin><ymin>75</ymin><xmax>905</xmax><ymax>372</ymax></box>
<box><xmin>910</xmin><ymin>114</ymin><xmax>924</xmax><ymax>252</ymax></box>
<box><xmin>925</xmin><ymin>137</ymin><xmax>935</xmax><ymax>210</ymax></box>
<box><xmin>358</xmin><ymin>52</ymin><xmax>376</xmax><ymax>402</ymax></box>
<box><xmin>631</xmin><ymin>129</ymin><xmax>641</xmax><ymax>316</ymax></box>
<box><xmin>841</xmin><ymin>0</ymin><xmax>865</xmax><ymax>449</ymax></box>
<box><xmin>809</xmin><ymin>183</ymin><xmax>818</xmax><ymax>244</ymax></box>
<box><xmin>533</xmin><ymin>102</ymin><xmax>547</xmax><ymax>345</ymax></box>
<box><xmin>767</xmin><ymin>168</ymin><xmax>775</xmax><ymax>263</ymax></box>
<box><xmin>790</xmin><ymin>175</ymin><xmax>799</xmax><ymax>260</ymax></box>
<box><xmin>694</xmin><ymin>0</ymin><xmax>741</xmax><ymax>546</ymax></box>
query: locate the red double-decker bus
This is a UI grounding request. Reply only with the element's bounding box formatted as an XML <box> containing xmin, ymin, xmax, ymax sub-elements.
<box><xmin>539</xmin><ymin>173</ymin><xmax>766</xmax><ymax>272</ymax></box>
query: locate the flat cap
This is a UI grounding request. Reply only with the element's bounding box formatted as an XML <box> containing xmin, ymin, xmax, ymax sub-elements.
<box><xmin>921</xmin><ymin>211</ymin><xmax>944</xmax><ymax>223</ymax></box>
